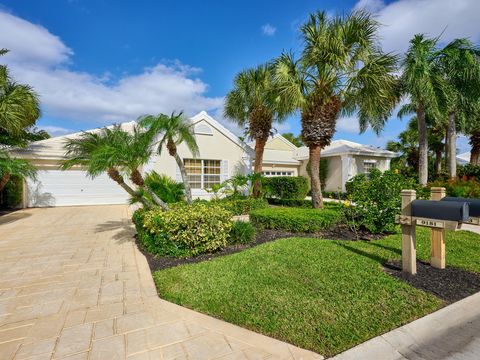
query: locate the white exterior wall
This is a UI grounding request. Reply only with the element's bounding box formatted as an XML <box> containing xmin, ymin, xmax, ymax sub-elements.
<box><xmin>148</xmin><ymin>119</ymin><xmax>250</xmax><ymax>199</ymax></box>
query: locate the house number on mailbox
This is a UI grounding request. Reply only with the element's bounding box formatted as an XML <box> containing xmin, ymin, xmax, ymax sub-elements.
<box><xmin>415</xmin><ymin>219</ymin><xmax>445</xmax><ymax>228</ymax></box>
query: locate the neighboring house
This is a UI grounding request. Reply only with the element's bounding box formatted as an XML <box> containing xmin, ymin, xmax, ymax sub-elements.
<box><xmin>12</xmin><ymin>111</ymin><xmax>395</xmax><ymax>207</ymax></box>
<box><xmin>457</xmin><ymin>152</ymin><xmax>470</xmax><ymax>165</ymax></box>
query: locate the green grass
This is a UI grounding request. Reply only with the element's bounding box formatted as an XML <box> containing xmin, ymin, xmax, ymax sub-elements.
<box><xmin>153</xmin><ymin>228</ymin><xmax>480</xmax><ymax>357</ymax></box>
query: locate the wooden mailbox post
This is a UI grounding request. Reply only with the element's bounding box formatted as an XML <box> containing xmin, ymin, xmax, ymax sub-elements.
<box><xmin>430</xmin><ymin>187</ymin><xmax>446</xmax><ymax>269</ymax></box>
<box><xmin>401</xmin><ymin>190</ymin><xmax>417</xmax><ymax>275</ymax></box>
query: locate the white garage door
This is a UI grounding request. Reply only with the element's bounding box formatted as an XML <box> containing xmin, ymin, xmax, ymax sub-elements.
<box><xmin>26</xmin><ymin>170</ymin><xmax>130</xmax><ymax>207</ymax></box>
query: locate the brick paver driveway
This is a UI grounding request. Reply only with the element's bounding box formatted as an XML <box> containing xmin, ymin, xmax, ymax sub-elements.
<box><xmin>0</xmin><ymin>206</ymin><xmax>321</xmax><ymax>360</ymax></box>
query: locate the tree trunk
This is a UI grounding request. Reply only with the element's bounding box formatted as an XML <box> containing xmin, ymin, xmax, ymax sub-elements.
<box><xmin>130</xmin><ymin>168</ymin><xmax>169</xmax><ymax>211</ymax></box>
<box><xmin>446</xmin><ymin>112</ymin><xmax>456</xmax><ymax>179</ymax></box>
<box><xmin>107</xmin><ymin>168</ymin><xmax>152</xmax><ymax>208</ymax></box>
<box><xmin>469</xmin><ymin>130</ymin><xmax>480</xmax><ymax>165</ymax></box>
<box><xmin>0</xmin><ymin>173</ymin><xmax>11</xmax><ymax>193</ymax></box>
<box><xmin>174</xmin><ymin>153</ymin><xmax>192</xmax><ymax>204</ymax></box>
<box><xmin>253</xmin><ymin>137</ymin><xmax>267</xmax><ymax>198</ymax></box>
<box><xmin>444</xmin><ymin>125</ymin><xmax>450</xmax><ymax>170</ymax></box>
<box><xmin>434</xmin><ymin>148</ymin><xmax>442</xmax><ymax>176</ymax></box>
<box><xmin>417</xmin><ymin>104</ymin><xmax>428</xmax><ymax>186</ymax></box>
<box><xmin>309</xmin><ymin>145</ymin><xmax>323</xmax><ymax>209</ymax></box>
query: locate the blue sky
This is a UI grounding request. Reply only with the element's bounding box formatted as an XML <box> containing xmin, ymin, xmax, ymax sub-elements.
<box><xmin>1</xmin><ymin>0</ymin><xmax>479</xmax><ymax>152</ymax></box>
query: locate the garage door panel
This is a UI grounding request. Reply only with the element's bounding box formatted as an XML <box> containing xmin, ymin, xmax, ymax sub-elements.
<box><xmin>27</xmin><ymin>170</ymin><xmax>130</xmax><ymax>207</ymax></box>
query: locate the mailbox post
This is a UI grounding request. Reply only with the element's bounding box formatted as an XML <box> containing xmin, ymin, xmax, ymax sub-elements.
<box><xmin>430</xmin><ymin>187</ymin><xmax>446</xmax><ymax>269</ymax></box>
<box><xmin>401</xmin><ymin>190</ymin><xmax>417</xmax><ymax>275</ymax></box>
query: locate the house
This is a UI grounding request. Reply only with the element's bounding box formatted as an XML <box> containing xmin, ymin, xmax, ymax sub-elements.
<box><xmin>457</xmin><ymin>152</ymin><xmax>470</xmax><ymax>165</ymax></box>
<box><xmin>12</xmin><ymin>111</ymin><xmax>396</xmax><ymax>207</ymax></box>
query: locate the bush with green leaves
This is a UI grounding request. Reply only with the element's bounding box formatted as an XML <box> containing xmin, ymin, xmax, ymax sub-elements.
<box><xmin>1</xmin><ymin>175</ymin><xmax>23</xmax><ymax>208</ymax></box>
<box><xmin>263</xmin><ymin>176</ymin><xmax>309</xmax><ymax>200</ymax></box>
<box><xmin>144</xmin><ymin>171</ymin><xmax>185</xmax><ymax>203</ymax></box>
<box><xmin>458</xmin><ymin>164</ymin><xmax>480</xmax><ymax>180</ymax></box>
<box><xmin>133</xmin><ymin>203</ymin><xmax>233</xmax><ymax>257</ymax></box>
<box><xmin>250</xmin><ymin>207</ymin><xmax>341</xmax><ymax>232</ymax></box>
<box><xmin>266</xmin><ymin>198</ymin><xmax>342</xmax><ymax>209</ymax></box>
<box><xmin>216</xmin><ymin>197</ymin><xmax>268</xmax><ymax>215</ymax></box>
<box><xmin>344</xmin><ymin>169</ymin><xmax>429</xmax><ymax>234</ymax></box>
<box><xmin>229</xmin><ymin>221</ymin><xmax>256</xmax><ymax>244</ymax></box>
<box><xmin>429</xmin><ymin>178</ymin><xmax>480</xmax><ymax>198</ymax></box>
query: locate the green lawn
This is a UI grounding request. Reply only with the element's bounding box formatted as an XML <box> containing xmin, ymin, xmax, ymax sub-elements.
<box><xmin>153</xmin><ymin>228</ymin><xmax>480</xmax><ymax>357</ymax></box>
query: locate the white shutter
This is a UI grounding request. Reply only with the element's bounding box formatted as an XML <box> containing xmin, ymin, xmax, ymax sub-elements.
<box><xmin>220</xmin><ymin>160</ymin><xmax>229</xmax><ymax>183</ymax></box>
<box><xmin>175</xmin><ymin>163</ymin><xmax>182</xmax><ymax>183</ymax></box>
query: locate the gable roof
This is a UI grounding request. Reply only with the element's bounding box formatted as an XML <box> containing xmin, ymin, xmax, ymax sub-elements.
<box><xmin>457</xmin><ymin>151</ymin><xmax>470</xmax><ymax>165</ymax></box>
<box><xmin>248</xmin><ymin>134</ymin><xmax>298</xmax><ymax>151</ymax></box>
<box><xmin>12</xmin><ymin>111</ymin><xmax>253</xmax><ymax>160</ymax></box>
<box><xmin>293</xmin><ymin>140</ymin><xmax>397</xmax><ymax>160</ymax></box>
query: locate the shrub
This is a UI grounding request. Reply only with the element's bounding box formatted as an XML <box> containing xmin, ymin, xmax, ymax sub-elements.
<box><xmin>144</xmin><ymin>171</ymin><xmax>185</xmax><ymax>203</ymax></box>
<box><xmin>217</xmin><ymin>197</ymin><xmax>268</xmax><ymax>215</ymax></box>
<box><xmin>458</xmin><ymin>164</ymin><xmax>480</xmax><ymax>179</ymax></box>
<box><xmin>1</xmin><ymin>175</ymin><xmax>23</xmax><ymax>208</ymax></box>
<box><xmin>250</xmin><ymin>207</ymin><xmax>341</xmax><ymax>232</ymax></box>
<box><xmin>263</xmin><ymin>176</ymin><xmax>309</xmax><ymax>200</ymax></box>
<box><xmin>229</xmin><ymin>221</ymin><xmax>256</xmax><ymax>245</ymax></box>
<box><xmin>429</xmin><ymin>178</ymin><xmax>480</xmax><ymax>198</ymax></box>
<box><xmin>344</xmin><ymin>169</ymin><xmax>429</xmax><ymax>234</ymax></box>
<box><xmin>133</xmin><ymin>203</ymin><xmax>233</xmax><ymax>257</ymax></box>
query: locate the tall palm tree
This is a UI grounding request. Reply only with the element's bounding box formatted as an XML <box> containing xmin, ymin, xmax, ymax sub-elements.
<box><xmin>224</xmin><ymin>64</ymin><xmax>287</xmax><ymax>197</ymax></box>
<box><xmin>275</xmin><ymin>11</ymin><xmax>398</xmax><ymax>208</ymax></box>
<box><xmin>139</xmin><ymin>112</ymin><xmax>199</xmax><ymax>204</ymax></box>
<box><xmin>436</xmin><ymin>39</ymin><xmax>480</xmax><ymax>178</ymax></box>
<box><xmin>399</xmin><ymin>35</ymin><xmax>444</xmax><ymax>185</ymax></box>
<box><xmin>62</xmin><ymin>125</ymin><xmax>169</xmax><ymax>210</ymax></box>
<box><xmin>0</xmin><ymin>150</ymin><xmax>37</xmax><ymax>192</ymax></box>
<box><xmin>0</xmin><ymin>49</ymin><xmax>41</xmax><ymax>135</ymax></box>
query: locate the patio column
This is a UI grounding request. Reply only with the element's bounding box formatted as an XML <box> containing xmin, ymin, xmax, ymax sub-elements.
<box><xmin>340</xmin><ymin>155</ymin><xmax>353</xmax><ymax>192</ymax></box>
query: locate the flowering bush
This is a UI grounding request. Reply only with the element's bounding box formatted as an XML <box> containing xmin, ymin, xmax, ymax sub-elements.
<box><xmin>133</xmin><ymin>203</ymin><xmax>233</xmax><ymax>257</ymax></box>
<box><xmin>429</xmin><ymin>178</ymin><xmax>480</xmax><ymax>198</ymax></box>
<box><xmin>344</xmin><ymin>169</ymin><xmax>429</xmax><ymax>234</ymax></box>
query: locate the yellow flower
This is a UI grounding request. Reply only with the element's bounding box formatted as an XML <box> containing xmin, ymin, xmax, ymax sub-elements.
<box><xmin>343</xmin><ymin>200</ymin><xmax>351</xmax><ymax>207</ymax></box>
<box><xmin>394</xmin><ymin>169</ymin><xmax>400</xmax><ymax>174</ymax></box>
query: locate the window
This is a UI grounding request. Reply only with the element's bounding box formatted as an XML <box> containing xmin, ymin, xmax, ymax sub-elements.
<box><xmin>363</xmin><ymin>160</ymin><xmax>377</xmax><ymax>174</ymax></box>
<box><xmin>184</xmin><ymin>159</ymin><xmax>221</xmax><ymax>189</ymax></box>
<box><xmin>262</xmin><ymin>171</ymin><xmax>293</xmax><ymax>177</ymax></box>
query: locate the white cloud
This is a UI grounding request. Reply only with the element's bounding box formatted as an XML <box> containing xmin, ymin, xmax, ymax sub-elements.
<box><xmin>354</xmin><ymin>0</ymin><xmax>480</xmax><ymax>54</ymax></box>
<box><xmin>0</xmin><ymin>10</ymin><xmax>224</xmax><ymax>128</ymax></box>
<box><xmin>336</xmin><ymin>116</ymin><xmax>361</xmax><ymax>133</ymax></box>
<box><xmin>261</xmin><ymin>24</ymin><xmax>277</xmax><ymax>36</ymax></box>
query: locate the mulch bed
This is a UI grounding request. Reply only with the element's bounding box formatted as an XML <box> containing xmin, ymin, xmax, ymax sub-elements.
<box><xmin>384</xmin><ymin>260</ymin><xmax>480</xmax><ymax>303</ymax></box>
<box><xmin>138</xmin><ymin>226</ymin><xmax>384</xmax><ymax>272</ymax></box>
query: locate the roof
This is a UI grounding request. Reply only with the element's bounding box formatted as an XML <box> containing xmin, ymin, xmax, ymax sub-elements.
<box><xmin>11</xmin><ymin>121</ymin><xmax>137</xmax><ymax>160</ymax></box>
<box><xmin>248</xmin><ymin>134</ymin><xmax>298</xmax><ymax>151</ymax></box>
<box><xmin>293</xmin><ymin>140</ymin><xmax>397</xmax><ymax>160</ymax></box>
<box><xmin>12</xmin><ymin>111</ymin><xmax>253</xmax><ymax>160</ymax></box>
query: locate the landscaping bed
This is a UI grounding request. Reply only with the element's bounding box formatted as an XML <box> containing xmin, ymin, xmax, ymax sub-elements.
<box><xmin>152</xmin><ymin>227</ymin><xmax>480</xmax><ymax>357</ymax></box>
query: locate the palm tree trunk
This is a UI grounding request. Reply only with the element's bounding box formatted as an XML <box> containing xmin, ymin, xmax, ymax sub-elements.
<box><xmin>253</xmin><ymin>137</ymin><xmax>267</xmax><ymax>198</ymax></box>
<box><xmin>446</xmin><ymin>112</ymin><xmax>457</xmax><ymax>179</ymax></box>
<box><xmin>309</xmin><ymin>145</ymin><xmax>323</xmax><ymax>209</ymax></box>
<box><xmin>469</xmin><ymin>130</ymin><xmax>480</xmax><ymax>165</ymax></box>
<box><xmin>107</xmin><ymin>168</ymin><xmax>152</xmax><ymax>208</ymax></box>
<box><xmin>434</xmin><ymin>148</ymin><xmax>442</xmax><ymax>176</ymax></box>
<box><xmin>173</xmin><ymin>153</ymin><xmax>192</xmax><ymax>204</ymax></box>
<box><xmin>444</xmin><ymin>125</ymin><xmax>450</xmax><ymax>169</ymax></box>
<box><xmin>417</xmin><ymin>104</ymin><xmax>428</xmax><ymax>185</ymax></box>
<box><xmin>0</xmin><ymin>173</ymin><xmax>11</xmax><ymax>193</ymax></box>
<box><xmin>130</xmin><ymin>168</ymin><xmax>169</xmax><ymax>211</ymax></box>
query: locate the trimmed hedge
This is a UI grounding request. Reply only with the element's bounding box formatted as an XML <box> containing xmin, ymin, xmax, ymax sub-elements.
<box><xmin>250</xmin><ymin>207</ymin><xmax>341</xmax><ymax>232</ymax></box>
<box><xmin>217</xmin><ymin>198</ymin><xmax>268</xmax><ymax>215</ymax></box>
<box><xmin>264</xmin><ymin>176</ymin><xmax>309</xmax><ymax>200</ymax></box>
<box><xmin>133</xmin><ymin>203</ymin><xmax>233</xmax><ymax>257</ymax></box>
<box><xmin>267</xmin><ymin>198</ymin><xmax>341</xmax><ymax>209</ymax></box>
<box><xmin>1</xmin><ymin>175</ymin><xmax>23</xmax><ymax>208</ymax></box>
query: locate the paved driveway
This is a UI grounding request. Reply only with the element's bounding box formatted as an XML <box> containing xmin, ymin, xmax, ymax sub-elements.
<box><xmin>0</xmin><ymin>206</ymin><xmax>321</xmax><ymax>360</ymax></box>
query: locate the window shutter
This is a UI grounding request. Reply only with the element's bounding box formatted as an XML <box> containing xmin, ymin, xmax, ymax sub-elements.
<box><xmin>175</xmin><ymin>164</ymin><xmax>182</xmax><ymax>183</ymax></box>
<box><xmin>220</xmin><ymin>160</ymin><xmax>229</xmax><ymax>183</ymax></box>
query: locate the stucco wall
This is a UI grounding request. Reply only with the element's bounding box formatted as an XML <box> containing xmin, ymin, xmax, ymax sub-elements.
<box><xmin>148</xmin><ymin>119</ymin><xmax>250</xmax><ymax>199</ymax></box>
<box><xmin>265</xmin><ymin>137</ymin><xmax>294</xmax><ymax>151</ymax></box>
<box><xmin>297</xmin><ymin>157</ymin><xmax>343</xmax><ymax>192</ymax></box>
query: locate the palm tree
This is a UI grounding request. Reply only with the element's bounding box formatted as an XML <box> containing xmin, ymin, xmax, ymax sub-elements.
<box><xmin>139</xmin><ymin>112</ymin><xmax>199</xmax><ymax>204</ymax></box>
<box><xmin>0</xmin><ymin>150</ymin><xmax>37</xmax><ymax>192</ymax></box>
<box><xmin>274</xmin><ymin>11</ymin><xmax>398</xmax><ymax>207</ymax></box>
<box><xmin>62</xmin><ymin>125</ymin><xmax>169</xmax><ymax>210</ymax></box>
<box><xmin>0</xmin><ymin>49</ymin><xmax>41</xmax><ymax>135</ymax></box>
<box><xmin>224</xmin><ymin>64</ymin><xmax>288</xmax><ymax>197</ymax></box>
<box><xmin>436</xmin><ymin>39</ymin><xmax>480</xmax><ymax>178</ymax></box>
<box><xmin>399</xmin><ymin>35</ymin><xmax>444</xmax><ymax>185</ymax></box>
